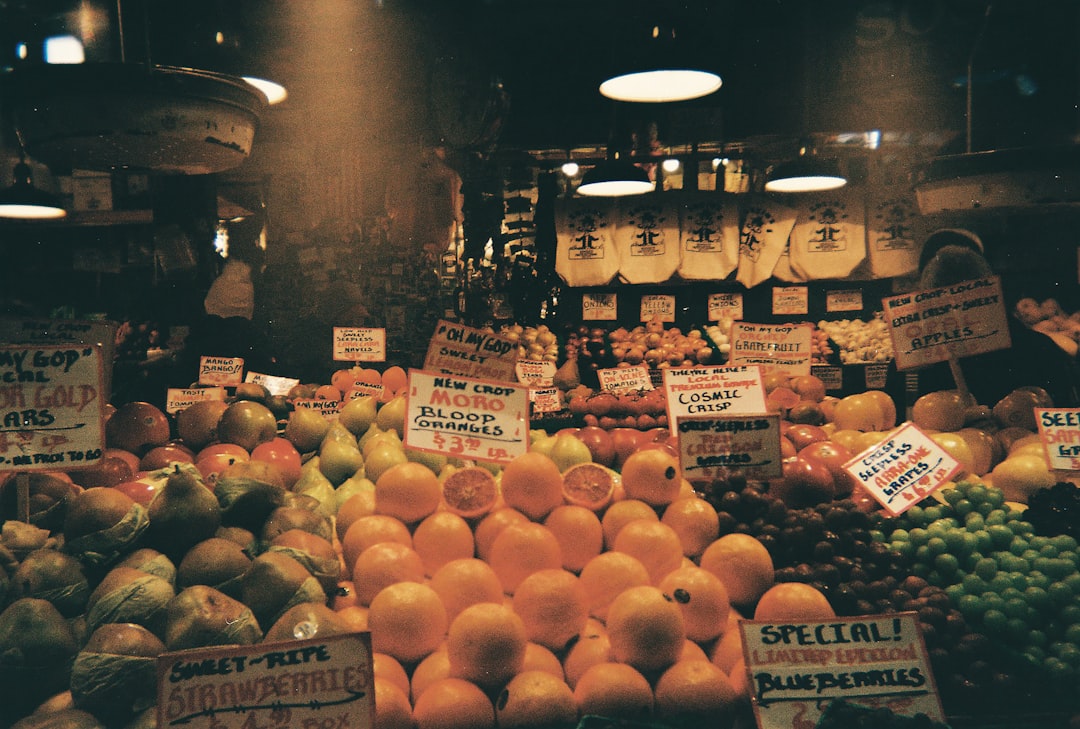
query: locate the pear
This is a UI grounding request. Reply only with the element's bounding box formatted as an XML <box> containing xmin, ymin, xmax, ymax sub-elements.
<box><xmin>12</xmin><ymin>549</ymin><xmax>90</xmax><ymax>618</ymax></box>
<box><xmin>283</xmin><ymin>407</ymin><xmax>330</xmax><ymax>453</ymax></box>
<box><xmin>374</xmin><ymin>394</ymin><xmax>407</xmax><ymax>438</ymax></box>
<box><xmin>338</xmin><ymin>395</ymin><xmax>378</xmax><ymax>437</ymax></box>
<box><xmin>262</xmin><ymin>602</ymin><xmax>355</xmax><ymax>643</ymax></box>
<box><xmin>286</xmin><ymin>468</ymin><xmax>337</xmax><ymax>520</ymax></box>
<box><xmin>240</xmin><ymin>551</ymin><xmax>326</xmax><ymax>629</ymax></box>
<box><xmin>317</xmin><ymin>438</ymin><xmax>364</xmax><ymax>486</ymax></box>
<box><xmin>552</xmin><ymin>357</ymin><xmax>581</xmax><ymax>390</ymax></box>
<box><xmin>260</xmin><ymin>506</ymin><xmax>334</xmax><ymax>544</ymax></box>
<box><xmin>163</xmin><ymin>585</ymin><xmax>261</xmax><ymax>651</ymax></box>
<box><xmin>406</xmin><ymin>446</ymin><xmax>448</xmax><ymax>475</ymax></box>
<box><xmin>321</xmin><ymin>420</ymin><xmax>358</xmax><ymax>449</ymax></box>
<box><xmin>0</xmin><ymin>598</ymin><xmax>79</xmax><ymax>720</ymax></box>
<box><xmin>69</xmin><ymin>623</ymin><xmax>164</xmax><ymax>725</ymax></box>
<box><xmin>147</xmin><ymin>464</ymin><xmax>221</xmax><ymax>561</ymax></box>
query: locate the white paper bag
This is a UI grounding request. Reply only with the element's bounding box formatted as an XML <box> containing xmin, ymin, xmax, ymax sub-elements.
<box><xmin>677</xmin><ymin>192</ymin><xmax>740</xmax><ymax>281</ymax></box>
<box><xmin>788</xmin><ymin>191</ymin><xmax>867</xmax><ymax>280</ymax></box>
<box><xmin>613</xmin><ymin>197</ymin><xmax>680</xmax><ymax>284</ymax></box>
<box><xmin>866</xmin><ymin>191</ymin><xmax>924</xmax><ymax>279</ymax></box>
<box><xmin>736</xmin><ymin>197</ymin><xmax>798</xmax><ymax>289</ymax></box>
<box><xmin>555</xmin><ymin>197</ymin><xmax>621</xmax><ymax>287</ymax></box>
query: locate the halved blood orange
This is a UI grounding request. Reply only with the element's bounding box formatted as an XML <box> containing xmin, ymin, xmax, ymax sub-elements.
<box><xmin>440</xmin><ymin>465</ymin><xmax>500</xmax><ymax>520</ymax></box>
<box><xmin>561</xmin><ymin>462</ymin><xmax>618</xmax><ymax>512</ymax></box>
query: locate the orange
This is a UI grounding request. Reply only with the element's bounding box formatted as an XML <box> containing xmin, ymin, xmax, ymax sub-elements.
<box><xmin>572</xmin><ymin>662</ymin><xmax>653</xmax><ymax>720</ymax></box>
<box><xmin>381</xmin><ymin>366</ymin><xmax>409</xmax><ymax>394</ymax></box>
<box><xmin>368</xmin><ymin>581</ymin><xmax>448</xmax><ymax>664</ymax></box>
<box><xmin>542</xmin><ymin>505</ymin><xmax>604</xmax><ymax>573</ymax></box>
<box><xmin>753</xmin><ymin>582</ymin><xmax>835</xmax><ymax>620</ymax></box>
<box><xmin>522</xmin><ymin>642</ymin><xmax>564</xmax><ymax>679</ymax></box>
<box><xmin>600</xmin><ymin>499</ymin><xmax>658</xmax><ymax>549</ymax></box>
<box><xmin>429</xmin><ymin>558</ymin><xmax>504</xmax><ymax>623</ymax></box>
<box><xmin>660</xmin><ymin>496</ymin><xmax>720</xmax><ymax>558</ymax></box>
<box><xmin>512</xmin><ymin>568</ymin><xmax>589</xmax><ymax>652</ymax></box>
<box><xmin>315</xmin><ymin>384</ymin><xmax>342</xmax><ymax>401</ymax></box>
<box><xmin>619</xmin><ymin>449</ymin><xmax>682</xmax><ymax>507</ymax></box>
<box><xmin>373</xmin><ymin>652</ymin><xmax>411</xmax><ymax>696</ymax></box>
<box><xmin>727</xmin><ymin>657</ymin><xmax>751</xmax><ymax>703</ymax></box>
<box><xmin>412</xmin><ymin>677</ymin><xmax>495</xmax><ymax>729</ymax></box>
<box><xmin>561</xmin><ymin>462</ymin><xmax>617</xmax><ymax>512</ymax></box>
<box><xmin>495</xmin><ymin>670</ymin><xmax>579</xmax><ymax>729</ymax></box>
<box><xmin>562</xmin><ymin>620</ymin><xmax>611</xmax><ymax>689</ymax></box>
<box><xmin>658</xmin><ymin>566</ymin><xmax>731</xmax><ymax>643</ymax></box>
<box><xmin>412</xmin><ymin>511</ymin><xmax>475</xmax><ymax>576</ymax></box>
<box><xmin>340</xmin><ymin>514</ymin><xmax>412</xmax><ymax>570</ymax></box>
<box><xmin>375</xmin><ymin>461</ymin><xmax>442</xmax><ymax>524</ymax></box>
<box><xmin>440</xmin><ymin>466</ymin><xmax>500</xmax><ymax>520</ymax></box>
<box><xmin>411</xmin><ymin>645</ymin><xmax>451</xmax><ymax>701</ymax></box>
<box><xmin>373</xmin><ymin>678</ymin><xmax>413</xmax><ymax>729</ymax></box>
<box><xmin>351</xmin><ymin>542</ymin><xmax>426</xmax><ymax>605</ymax></box>
<box><xmin>474</xmin><ymin>507</ymin><xmax>529</xmax><ymax>563</ymax></box>
<box><xmin>699</xmin><ymin>533</ymin><xmax>775</xmax><ymax>609</ymax></box>
<box><xmin>335</xmin><ymin>605</ymin><xmax>369</xmax><ymax>632</ymax></box>
<box><xmin>606</xmin><ymin>585</ymin><xmax>686</xmax><ymax>674</ymax></box>
<box><xmin>611</xmin><ymin>519</ymin><xmax>685</xmax><ymax>584</ymax></box>
<box><xmin>577</xmin><ymin>551</ymin><xmax>652</xmax><ymax>622</ymax></box>
<box><xmin>335</xmin><ymin>490</ymin><xmax>378</xmax><ymax>541</ymax></box>
<box><xmin>653</xmin><ymin>659</ymin><xmax>739</xmax><ymax>723</ymax></box>
<box><xmin>680</xmin><ymin>639</ymin><xmax>709</xmax><ymax>662</ymax></box>
<box><xmin>487</xmin><ymin>522</ymin><xmax>563</xmax><ymax>595</ymax></box>
<box><xmin>709</xmin><ymin>614</ymin><xmax>747</xmax><ymax>674</ymax></box>
<box><xmin>912</xmin><ymin>389</ymin><xmax>968</xmax><ymax>432</ymax></box>
<box><xmin>499</xmin><ymin>451</ymin><xmax>565</xmax><ymax>520</ymax></box>
<box><xmin>447</xmin><ymin>602</ymin><xmax>528</xmax><ymax>690</ymax></box>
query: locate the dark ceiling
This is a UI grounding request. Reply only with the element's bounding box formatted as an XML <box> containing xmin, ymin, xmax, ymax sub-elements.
<box><xmin>2</xmin><ymin>0</ymin><xmax>1079</xmax><ymax>166</ymax></box>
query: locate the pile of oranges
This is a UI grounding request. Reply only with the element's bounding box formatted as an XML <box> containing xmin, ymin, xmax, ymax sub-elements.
<box><xmin>330</xmin><ymin>440</ymin><xmax>835</xmax><ymax>729</ymax></box>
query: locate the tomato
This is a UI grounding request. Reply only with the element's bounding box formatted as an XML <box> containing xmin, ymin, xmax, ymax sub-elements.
<box><xmin>195</xmin><ymin>443</ymin><xmax>250</xmax><ymax>482</ymax></box>
<box><xmin>70</xmin><ymin>456</ymin><xmax>135</xmax><ymax>488</ymax></box>
<box><xmin>250</xmin><ymin>437</ymin><xmax>303</xmax><ymax>487</ymax></box>
<box><xmin>609</xmin><ymin>427</ymin><xmax>650</xmax><ymax>469</ymax></box>
<box><xmin>139</xmin><ymin>442</ymin><xmax>197</xmax><ymax>471</ymax></box>
<box><xmin>112</xmin><ymin>474</ymin><xmax>167</xmax><ymax>507</ymax></box>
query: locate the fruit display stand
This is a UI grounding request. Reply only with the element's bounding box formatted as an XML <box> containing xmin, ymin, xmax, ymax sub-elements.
<box><xmin>0</xmin><ymin>357</ymin><xmax>1078</xmax><ymax>729</ymax></box>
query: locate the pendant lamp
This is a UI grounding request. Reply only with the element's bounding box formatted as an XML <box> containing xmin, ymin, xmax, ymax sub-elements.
<box><xmin>764</xmin><ymin>143</ymin><xmax>847</xmax><ymax>193</ymax></box>
<box><xmin>576</xmin><ymin>154</ymin><xmax>654</xmax><ymax>197</ymax></box>
<box><xmin>0</xmin><ymin>154</ymin><xmax>66</xmax><ymax>220</ymax></box>
<box><xmin>599</xmin><ymin>10</ymin><xmax>721</xmax><ymax>103</ymax></box>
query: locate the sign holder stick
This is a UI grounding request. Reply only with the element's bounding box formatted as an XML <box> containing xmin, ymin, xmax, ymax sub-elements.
<box><xmin>947</xmin><ymin>356</ymin><xmax>971</xmax><ymax>402</ymax></box>
<box><xmin>16</xmin><ymin>472</ymin><xmax>29</xmax><ymax>523</ymax></box>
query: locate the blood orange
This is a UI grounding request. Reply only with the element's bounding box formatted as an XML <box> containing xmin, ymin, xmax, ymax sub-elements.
<box><xmin>440</xmin><ymin>466</ymin><xmax>500</xmax><ymax>520</ymax></box>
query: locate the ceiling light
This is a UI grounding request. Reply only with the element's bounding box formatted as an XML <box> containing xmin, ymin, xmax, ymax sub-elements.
<box><xmin>600</xmin><ymin>69</ymin><xmax>722</xmax><ymax>103</ymax></box>
<box><xmin>0</xmin><ymin>157</ymin><xmax>66</xmax><ymax>220</ymax></box>
<box><xmin>242</xmin><ymin>75</ymin><xmax>288</xmax><ymax>105</ymax></box>
<box><xmin>764</xmin><ymin>149</ymin><xmax>847</xmax><ymax>193</ymax></box>
<box><xmin>577</xmin><ymin>156</ymin><xmax>653</xmax><ymax>197</ymax></box>
<box><xmin>561</xmin><ymin>161</ymin><xmax>580</xmax><ymax>177</ymax></box>
<box><xmin>661</xmin><ymin>158</ymin><xmax>681</xmax><ymax>173</ymax></box>
<box><xmin>599</xmin><ymin>17</ymin><xmax>721</xmax><ymax>103</ymax></box>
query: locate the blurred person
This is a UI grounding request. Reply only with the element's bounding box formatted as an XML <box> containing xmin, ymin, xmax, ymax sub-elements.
<box><xmin>913</xmin><ymin>228</ymin><xmax>1079</xmax><ymax>408</ymax></box>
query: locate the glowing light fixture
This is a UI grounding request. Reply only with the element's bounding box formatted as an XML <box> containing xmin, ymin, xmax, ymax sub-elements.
<box><xmin>577</xmin><ymin>155</ymin><xmax>653</xmax><ymax>197</ymax></box>
<box><xmin>661</xmin><ymin>158</ymin><xmax>681</xmax><ymax>173</ymax></box>
<box><xmin>561</xmin><ymin>161</ymin><xmax>580</xmax><ymax>177</ymax></box>
<box><xmin>599</xmin><ymin>19</ymin><xmax>721</xmax><ymax>103</ymax></box>
<box><xmin>764</xmin><ymin>145</ymin><xmax>847</xmax><ymax>193</ymax></box>
<box><xmin>0</xmin><ymin>156</ymin><xmax>66</xmax><ymax>220</ymax></box>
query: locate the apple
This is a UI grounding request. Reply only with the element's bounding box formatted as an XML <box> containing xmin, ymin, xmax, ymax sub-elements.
<box><xmin>112</xmin><ymin>471</ymin><xmax>170</xmax><ymax>507</ymax></box>
<box><xmin>572</xmin><ymin>425</ymin><xmax>616</xmax><ymax>467</ymax></box>
<box><xmin>770</xmin><ymin>455</ymin><xmax>836</xmax><ymax>508</ymax></box>
<box><xmin>785</xmin><ymin>424</ymin><xmax>829</xmax><ymax>452</ymax></box>
<box><xmin>798</xmin><ymin>440</ymin><xmax>857</xmax><ymax>498</ymax></box>
<box><xmin>195</xmin><ymin>443</ymin><xmax>250</xmax><ymax>483</ymax></box>
<box><xmin>139</xmin><ymin>442</ymin><xmax>196</xmax><ymax>471</ymax></box>
<box><xmin>69</xmin><ymin>456</ymin><xmax>135</xmax><ymax>488</ymax></box>
<box><xmin>789</xmin><ymin>375</ymin><xmax>827</xmax><ymax>403</ymax></box>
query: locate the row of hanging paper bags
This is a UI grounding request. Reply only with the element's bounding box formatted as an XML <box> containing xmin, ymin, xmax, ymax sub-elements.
<box><xmin>554</xmin><ymin>189</ymin><xmax>932</xmax><ymax>288</ymax></box>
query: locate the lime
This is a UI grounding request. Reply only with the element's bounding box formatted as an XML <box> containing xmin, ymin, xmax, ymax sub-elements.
<box><xmin>890</xmin><ymin>528</ymin><xmax>911</xmax><ymax>542</ymax></box>
<box><xmin>1049</xmin><ymin>581</ymin><xmax>1073</xmax><ymax>605</ymax></box>
<box><xmin>934</xmin><ymin>553</ymin><xmax>960</xmax><ymax>576</ymax></box>
<box><xmin>1051</xmin><ymin>534</ymin><xmax>1078</xmax><ymax>552</ymax></box>
<box><xmin>927</xmin><ymin>536</ymin><xmax>948</xmax><ymax>556</ymax></box>
<box><xmin>975</xmin><ymin>557</ymin><xmax>998</xmax><ymax>581</ymax></box>
<box><xmin>909</xmin><ymin>527</ymin><xmax>930</xmax><ymax>546</ymax></box>
<box><xmin>1009</xmin><ymin>538</ymin><xmax>1030</xmax><ymax>556</ymax></box>
<box><xmin>982</xmin><ymin>608</ymin><xmax>1008</xmax><ymax>633</ymax></box>
<box><xmin>1005</xmin><ymin>617</ymin><xmax>1029</xmax><ymax>643</ymax></box>
<box><xmin>1004</xmin><ymin>597</ymin><xmax>1028</xmax><ymax>619</ymax></box>
<box><xmin>954</xmin><ymin>499</ymin><xmax>974</xmax><ymax>517</ymax></box>
<box><xmin>957</xmin><ymin>594</ymin><xmax>983</xmax><ymax>618</ymax></box>
<box><xmin>988</xmin><ymin>524</ymin><xmax>1013</xmax><ymax>548</ymax></box>
<box><xmin>962</xmin><ymin>574</ymin><xmax>987</xmax><ymax>595</ymax></box>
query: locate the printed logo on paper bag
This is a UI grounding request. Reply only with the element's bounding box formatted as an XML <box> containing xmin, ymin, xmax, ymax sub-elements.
<box><xmin>683</xmin><ymin>200</ymin><xmax>725</xmax><ymax>253</ymax></box>
<box><xmin>567</xmin><ymin>206</ymin><xmax>610</xmax><ymax>261</ymax></box>
<box><xmin>624</xmin><ymin>202</ymin><xmax>668</xmax><ymax>256</ymax></box>
<box><xmin>872</xmin><ymin>198</ymin><xmax>917</xmax><ymax>252</ymax></box>
<box><xmin>740</xmin><ymin>207</ymin><xmax>778</xmax><ymax>262</ymax></box>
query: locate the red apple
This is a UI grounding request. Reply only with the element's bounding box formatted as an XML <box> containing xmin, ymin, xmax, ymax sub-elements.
<box><xmin>786</xmin><ymin>424</ymin><xmax>830</xmax><ymax>452</ymax></box>
<box><xmin>609</xmin><ymin>427</ymin><xmax>650</xmax><ymax>470</ymax></box>
<box><xmin>798</xmin><ymin>440</ymin><xmax>858</xmax><ymax>498</ymax></box>
<box><xmin>139</xmin><ymin>442</ymin><xmax>196</xmax><ymax>472</ymax></box>
<box><xmin>780</xmin><ymin>435</ymin><xmax>797</xmax><ymax>458</ymax></box>
<box><xmin>69</xmin><ymin>456</ymin><xmax>135</xmax><ymax>488</ymax></box>
<box><xmin>572</xmin><ymin>426</ymin><xmax>616</xmax><ymax>468</ymax></box>
<box><xmin>770</xmin><ymin>455</ymin><xmax>836</xmax><ymax>508</ymax></box>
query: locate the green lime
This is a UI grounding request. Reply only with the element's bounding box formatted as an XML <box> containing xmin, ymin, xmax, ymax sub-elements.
<box><xmin>906</xmin><ymin>505</ymin><xmax>925</xmax><ymax>525</ymax></box>
<box><xmin>1040</xmin><ymin>543</ymin><xmax>1061</xmax><ymax>558</ymax></box>
<box><xmin>954</xmin><ymin>499</ymin><xmax>974</xmax><ymax>517</ymax></box>
<box><xmin>965</xmin><ymin>513</ymin><xmax>985</xmax><ymax>532</ymax></box>
<box><xmin>916</xmin><ymin>545</ymin><xmax>932</xmax><ymax>562</ymax></box>
<box><xmin>1004</xmin><ymin>597</ymin><xmax>1028</xmax><ymax>619</ymax></box>
<box><xmin>1051</xmin><ymin>535</ymin><xmax>1078</xmax><ymax>552</ymax></box>
<box><xmin>934</xmin><ymin>552</ymin><xmax>960</xmax><ymax>576</ymax></box>
<box><xmin>1009</xmin><ymin>537</ymin><xmax>1030</xmax><ymax>556</ymax></box>
<box><xmin>1029</xmin><ymin>629</ymin><xmax>1050</xmax><ymax>649</ymax></box>
<box><xmin>975</xmin><ymin>557</ymin><xmax>998</xmax><ymax>581</ymax></box>
<box><xmin>1063</xmin><ymin>573</ymin><xmax>1080</xmax><ymax>595</ymax></box>
<box><xmin>927</xmin><ymin>536</ymin><xmax>948</xmax><ymax>556</ymax></box>
<box><xmin>1005</xmin><ymin>617</ymin><xmax>1029</xmax><ymax>643</ymax></box>
<box><xmin>1057</xmin><ymin>604</ymin><xmax>1080</xmax><ymax>625</ymax></box>
<box><xmin>1051</xmin><ymin>642</ymin><xmax>1080</xmax><ymax>667</ymax></box>
<box><xmin>890</xmin><ymin>528</ymin><xmax>911</xmax><ymax>542</ymax></box>
<box><xmin>985</xmin><ymin>510</ymin><xmax>1006</xmax><ymax>526</ymax></box>
<box><xmin>1049</xmin><ymin>581</ymin><xmax>1073</xmax><ymax>605</ymax></box>
<box><xmin>909</xmin><ymin>527</ymin><xmax>930</xmax><ymax>546</ymax></box>
<box><xmin>869</xmin><ymin>529</ymin><xmax>886</xmax><ymax>543</ymax></box>
<box><xmin>912</xmin><ymin>563</ymin><xmax>932</xmax><ymax>579</ymax></box>
<box><xmin>1028</xmin><ymin>571</ymin><xmax>1052</xmax><ymax>591</ymax></box>
<box><xmin>988</xmin><ymin>524</ymin><xmax>1014</xmax><ymax>548</ymax></box>
<box><xmin>957</xmin><ymin>593</ymin><xmax>983</xmax><ymax>618</ymax></box>
<box><xmin>894</xmin><ymin>541</ymin><xmax>915</xmax><ymax>559</ymax></box>
<box><xmin>942</xmin><ymin>488</ymin><xmax>963</xmax><ymax>505</ymax></box>
<box><xmin>1025</xmin><ymin>586</ymin><xmax>1052</xmax><ymax>611</ymax></box>
<box><xmin>923</xmin><ymin>505</ymin><xmax>945</xmax><ymax>523</ymax></box>
<box><xmin>982</xmin><ymin>608</ymin><xmax>1008</xmax><ymax>633</ymax></box>
<box><xmin>989</xmin><ymin>574</ymin><xmax>1014</xmax><ymax>593</ymax></box>
<box><xmin>962</xmin><ymin>574</ymin><xmax>987</xmax><ymax>595</ymax></box>
<box><xmin>967</xmin><ymin>484</ymin><xmax>987</xmax><ymax>503</ymax></box>
<box><xmin>945</xmin><ymin>584</ymin><xmax>965</xmax><ymax>603</ymax></box>
<box><xmin>985</xmin><ymin>488</ymin><xmax>1006</xmax><ymax>509</ymax></box>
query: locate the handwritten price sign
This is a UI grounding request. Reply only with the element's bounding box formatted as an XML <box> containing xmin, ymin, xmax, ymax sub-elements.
<box><xmin>663</xmin><ymin>364</ymin><xmax>768</xmax><ymax>432</ymax></box>
<box><xmin>842</xmin><ymin>422</ymin><xmax>961</xmax><ymax>516</ymax></box>
<box><xmin>156</xmin><ymin>633</ymin><xmax>374</xmax><ymax>729</ymax></box>
<box><xmin>333</xmin><ymin>327</ymin><xmax>386</xmax><ymax>362</ymax></box>
<box><xmin>0</xmin><ymin>344</ymin><xmax>105</xmax><ymax>471</ymax></box>
<box><xmin>405</xmin><ymin>370</ymin><xmax>528</xmax><ymax>464</ymax></box>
